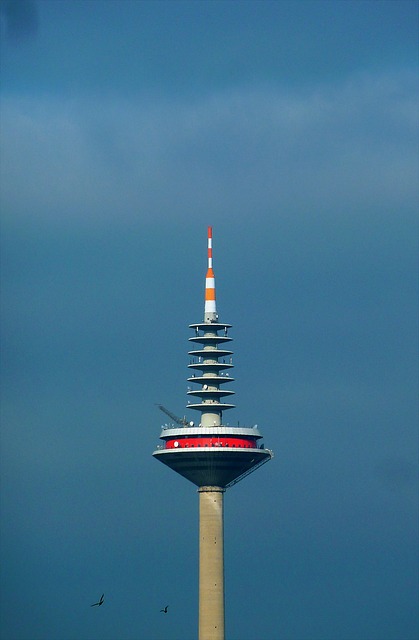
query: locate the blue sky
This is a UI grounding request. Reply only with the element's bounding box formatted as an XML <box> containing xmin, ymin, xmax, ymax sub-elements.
<box><xmin>0</xmin><ymin>1</ymin><xmax>417</xmax><ymax>639</ymax></box>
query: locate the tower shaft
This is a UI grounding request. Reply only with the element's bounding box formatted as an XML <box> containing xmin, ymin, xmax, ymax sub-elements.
<box><xmin>199</xmin><ymin>487</ymin><xmax>225</xmax><ymax>640</ymax></box>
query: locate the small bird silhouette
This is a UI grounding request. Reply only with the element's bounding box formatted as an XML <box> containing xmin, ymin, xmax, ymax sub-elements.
<box><xmin>160</xmin><ymin>605</ymin><xmax>169</xmax><ymax>613</ymax></box>
<box><xmin>91</xmin><ymin>594</ymin><xmax>104</xmax><ymax>607</ymax></box>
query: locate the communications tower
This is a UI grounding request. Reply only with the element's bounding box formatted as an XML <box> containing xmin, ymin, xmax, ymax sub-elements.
<box><xmin>153</xmin><ymin>227</ymin><xmax>272</xmax><ymax>640</ymax></box>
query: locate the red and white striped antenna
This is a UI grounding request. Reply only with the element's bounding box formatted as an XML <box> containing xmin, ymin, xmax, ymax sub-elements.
<box><xmin>204</xmin><ymin>226</ymin><xmax>217</xmax><ymax>321</ymax></box>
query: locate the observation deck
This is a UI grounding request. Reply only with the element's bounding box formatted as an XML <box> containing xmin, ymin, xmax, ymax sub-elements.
<box><xmin>153</xmin><ymin>425</ymin><xmax>272</xmax><ymax>488</ymax></box>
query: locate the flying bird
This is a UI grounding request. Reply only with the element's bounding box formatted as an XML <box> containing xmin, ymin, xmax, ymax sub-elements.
<box><xmin>91</xmin><ymin>594</ymin><xmax>104</xmax><ymax>607</ymax></box>
<box><xmin>160</xmin><ymin>605</ymin><xmax>169</xmax><ymax>613</ymax></box>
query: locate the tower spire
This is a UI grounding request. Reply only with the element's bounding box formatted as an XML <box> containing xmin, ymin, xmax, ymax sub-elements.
<box><xmin>204</xmin><ymin>226</ymin><xmax>217</xmax><ymax>323</ymax></box>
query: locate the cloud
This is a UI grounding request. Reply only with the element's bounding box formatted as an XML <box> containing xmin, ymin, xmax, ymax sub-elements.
<box><xmin>0</xmin><ymin>0</ymin><xmax>38</xmax><ymax>40</ymax></box>
<box><xmin>0</xmin><ymin>69</ymin><xmax>417</xmax><ymax>228</ymax></box>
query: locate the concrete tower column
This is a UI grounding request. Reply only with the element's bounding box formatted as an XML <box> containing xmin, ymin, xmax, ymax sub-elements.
<box><xmin>198</xmin><ymin>486</ymin><xmax>225</xmax><ymax>640</ymax></box>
